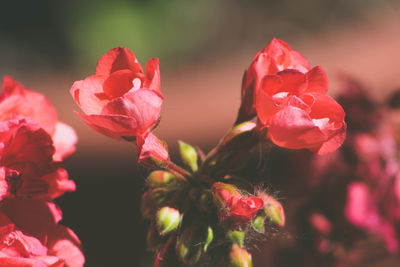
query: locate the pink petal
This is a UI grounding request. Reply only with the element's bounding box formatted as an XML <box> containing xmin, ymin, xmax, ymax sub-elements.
<box><xmin>305</xmin><ymin>66</ymin><xmax>328</xmax><ymax>94</ymax></box>
<box><xmin>144</xmin><ymin>58</ymin><xmax>161</xmax><ymax>92</ymax></box>
<box><xmin>0</xmin><ymin>76</ymin><xmax>58</xmax><ymax>135</ymax></box>
<box><xmin>102</xmin><ymin>69</ymin><xmax>137</xmax><ymax>99</ymax></box>
<box><xmin>268</xmin><ymin>105</ymin><xmax>326</xmax><ymax>150</ymax></box>
<box><xmin>52</xmin><ymin>122</ymin><xmax>77</xmax><ymax>161</ymax></box>
<box><xmin>77</xmin><ymin>112</ymin><xmax>139</xmax><ymax>138</ymax></box>
<box><xmin>70</xmin><ymin>75</ymin><xmax>108</xmax><ymax>115</ymax></box>
<box><xmin>276</xmin><ymin>69</ymin><xmax>307</xmax><ymax>95</ymax></box>
<box><xmin>256</xmin><ymin>75</ymin><xmax>282</xmax><ymax>125</ymax></box>
<box><xmin>102</xmin><ymin>88</ymin><xmax>162</xmax><ymax>134</ymax></box>
<box><xmin>95</xmin><ymin>47</ymin><xmax>143</xmax><ymax>76</ymax></box>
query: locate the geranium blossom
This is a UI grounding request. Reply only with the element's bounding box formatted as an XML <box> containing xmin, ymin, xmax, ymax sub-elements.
<box><xmin>238</xmin><ymin>38</ymin><xmax>310</xmax><ymax>121</ymax></box>
<box><xmin>0</xmin><ymin>118</ymin><xmax>76</xmax><ymax>201</ymax></box>
<box><xmin>254</xmin><ymin>55</ymin><xmax>346</xmax><ymax>154</ymax></box>
<box><xmin>0</xmin><ymin>76</ymin><xmax>77</xmax><ymax>161</ymax></box>
<box><xmin>0</xmin><ymin>198</ymin><xmax>84</xmax><ymax>267</ymax></box>
<box><xmin>70</xmin><ymin>47</ymin><xmax>163</xmax><ymax>138</ymax></box>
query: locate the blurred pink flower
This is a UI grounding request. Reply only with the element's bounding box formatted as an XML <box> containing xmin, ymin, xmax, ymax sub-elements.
<box><xmin>0</xmin><ymin>76</ymin><xmax>77</xmax><ymax>161</ymax></box>
<box><xmin>0</xmin><ymin>198</ymin><xmax>84</xmax><ymax>267</ymax></box>
<box><xmin>0</xmin><ymin>118</ymin><xmax>75</xmax><ymax>201</ymax></box>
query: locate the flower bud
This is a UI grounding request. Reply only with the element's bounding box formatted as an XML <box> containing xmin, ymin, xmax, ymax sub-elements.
<box><xmin>218</xmin><ymin>121</ymin><xmax>256</xmax><ymax>149</ymax></box>
<box><xmin>176</xmin><ymin>226</ymin><xmax>212</xmax><ymax>265</ymax></box>
<box><xmin>213</xmin><ymin>183</ymin><xmax>264</xmax><ymax>229</ymax></box>
<box><xmin>147</xmin><ymin>170</ymin><xmax>176</xmax><ymax>188</ymax></box>
<box><xmin>156</xmin><ymin>207</ymin><xmax>181</xmax><ymax>235</ymax></box>
<box><xmin>141</xmin><ymin>188</ymin><xmax>170</xmax><ymax>219</ymax></box>
<box><xmin>178</xmin><ymin>141</ymin><xmax>198</xmax><ymax>172</ymax></box>
<box><xmin>257</xmin><ymin>191</ymin><xmax>285</xmax><ymax>227</ymax></box>
<box><xmin>229</xmin><ymin>244</ymin><xmax>252</xmax><ymax>267</ymax></box>
<box><xmin>212</xmin><ymin>182</ymin><xmax>241</xmax><ymax>210</ymax></box>
<box><xmin>137</xmin><ymin>133</ymin><xmax>169</xmax><ymax>168</ymax></box>
<box><xmin>252</xmin><ymin>216</ymin><xmax>265</xmax><ymax>233</ymax></box>
<box><xmin>227</xmin><ymin>231</ymin><xmax>245</xmax><ymax>248</ymax></box>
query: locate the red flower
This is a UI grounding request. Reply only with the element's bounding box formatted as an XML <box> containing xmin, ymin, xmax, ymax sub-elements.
<box><xmin>0</xmin><ymin>76</ymin><xmax>77</xmax><ymax>161</ymax></box>
<box><xmin>70</xmin><ymin>47</ymin><xmax>163</xmax><ymax>139</ymax></box>
<box><xmin>0</xmin><ymin>118</ymin><xmax>76</xmax><ymax>201</ymax></box>
<box><xmin>256</xmin><ymin>68</ymin><xmax>346</xmax><ymax>154</ymax></box>
<box><xmin>0</xmin><ymin>198</ymin><xmax>84</xmax><ymax>266</ymax></box>
<box><xmin>212</xmin><ymin>182</ymin><xmax>263</xmax><ymax>229</ymax></box>
<box><xmin>238</xmin><ymin>38</ymin><xmax>310</xmax><ymax>122</ymax></box>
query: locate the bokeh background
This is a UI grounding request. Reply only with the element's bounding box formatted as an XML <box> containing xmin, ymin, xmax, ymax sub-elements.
<box><xmin>1</xmin><ymin>0</ymin><xmax>400</xmax><ymax>266</ymax></box>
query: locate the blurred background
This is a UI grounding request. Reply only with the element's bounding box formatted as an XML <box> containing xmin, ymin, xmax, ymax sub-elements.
<box><xmin>1</xmin><ymin>0</ymin><xmax>400</xmax><ymax>266</ymax></box>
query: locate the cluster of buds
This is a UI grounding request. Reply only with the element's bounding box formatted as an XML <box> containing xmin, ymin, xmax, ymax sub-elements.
<box><xmin>70</xmin><ymin>39</ymin><xmax>345</xmax><ymax>266</ymax></box>
<box><xmin>141</xmin><ymin>138</ymin><xmax>286</xmax><ymax>266</ymax></box>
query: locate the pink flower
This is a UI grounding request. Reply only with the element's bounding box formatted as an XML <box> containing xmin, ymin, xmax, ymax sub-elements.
<box><xmin>0</xmin><ymin>198</ymin><xmax>84</xmax><ymax>266</ymax></box>
<box><xmin>238</xmin><ymin>38</ymin><xmax>310</xmax><ymax>122</ymax></box>
<box><xmin>0</xmin><ymin>76</ymin><xmax>77</xmax><ymax>161</ymax></box>
<box><xmin>256</xmin><ymin>68</ymin><xmax>346</xmax><ymax>154</ymax></box>
<box><xmin>0</xmin><ymin>118</ymin><xmax>75</xmax><ymax>201</ymax></box>
<box><xmin>70</xmin><ymin>47</ymin><xmax>163</xmax><ymax>139</ymax></box>
<box><xmin>345</xmin><ymin>182</ymin><xmax>399</xmax><ymax>252</ymax></box>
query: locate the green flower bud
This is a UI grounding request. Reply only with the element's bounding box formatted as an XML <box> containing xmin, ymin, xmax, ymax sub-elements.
<box><xmin>252</xmin><ymin>216</ymin><xmax>265</xmax><ymax>233</ymax></box>
<box><xmin>204</xmin><ymin>226</ymin><xmax>213</xmax><ymax>252</ymax></box>
<box><xmin>176</xmin><ymin>226</ymin><xmax>213</xmax><ymax>264</ymax></box>
<box><xmin>147</xmin><ymin>170</ymin><xmax>176</xmax><ymax>188</ymax></box>
<box><xmin>178</xmin><ymin>141</ymin><xmax>198</xmax><ymax>172</ymax></box>
<box><xmin>141</xmin><ymin>188</ymin><xmax>170</xmax><ymax>219</ymax></box>
<box><xmin>230</xmin><ymin>244</ymin><xmax>252</xmax><ymax>267</ymax></box>
<box><xmin>227</xmin><ymin>231</ymin><xmax>245</xmax><ymax>248</ymax></box>
<box><xmin>156</xmin><ymin>207</ymin><xmax>181</xmax><ymax>235</ymax></box>
<box><xmin>257</xmin><ymin>191</ymin><xmax>285</xmax><ymax>227</ymax></box>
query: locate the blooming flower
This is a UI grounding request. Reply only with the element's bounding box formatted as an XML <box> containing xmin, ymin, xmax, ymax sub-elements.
<box><xmin>255</xmin><ymin>61</ymin><xmax>346</xmax><ymax>154</ymax></box>
<box><xmin>0</xmin><ymin>76</ymin><xmax>77</xmax><ymax>161</ymax></box>
<box><xmin>238</xmin><ymin>38</ymin><xmax>310</xmax><ymax>122</ymax></box>
<box><xmin>70</xmin><ymin>47</ymin><xmax>163</xmax><ymax>139</ymax></box>
<box><xmin>0</xmin><ymin>198</ymin><xmax>84</xmax><ymax>267</ymax></box>
<box><xmin>0</xmin><ymin>118</ymin><xmax>75</xmax><ymax>201</ymax></box>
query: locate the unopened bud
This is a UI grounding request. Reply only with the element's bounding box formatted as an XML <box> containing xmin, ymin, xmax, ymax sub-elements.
<box><xmin>141</xmin><ymin>188</ymin><xmax>170</xmax><ymax>219</ymax></box>
<box><xmin>227</xmin><ymin>231</ymin><xmax>245</xmax><ymax>248</ymax></box>
<box><xmin>137</xmin><ymin>133</ymin><xmax>169</xmax><ymax>168</ymax></box>
<box><xmin>219</xmin><ymin>121</ymin><xmax>256</xmax><ymax>149</ymax></box>
<box><xmin>147</xmin><ymin>171</ymin><xmax>176</xmax><ymax>188</ymax></box>
<box><xmin>229</xmin><ymin>244</ymin><xmax>252</xmax><ymax>267</ymax></box>
<box><xmin>252</xmin><ymin>216</ymin><xmax>265</xmax><ymax>233</ymax></box>
<box><xmin>156</xmin><ymin>207</ymin><xmax>181</xmax><ymax>235</ymax></box>
<box><xmin>204</xmin><ymin>226</ymin><xmax>214</xmax><ymax>252</ymax></box>
<box><xmin>212</xmin><ymin>182</ymin><xmax>241</xmax><ymax>210</ymax></box>
<box><xmin>178</xmin><ymin>141</ymin><xmax>198</xmax><ymax>172</ymax></box>
<box><xmin>257</xmin><ymin>191</ymin><xmax>285</xmax><ymax>227</ymax></box>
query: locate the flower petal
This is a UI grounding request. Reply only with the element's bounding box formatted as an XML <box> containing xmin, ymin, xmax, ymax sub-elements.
<box><xmin>95</xmin><ymin>47</ymin><xmax>143</xmax><ymax>76</ymax></box>
<box><xmin>305</xmin><ymin>66</ymin><xmax>328</xmax><ymax>94</ymax></box>
<box><xmin>268</xmin><ymin>105</ymin><xmax>326</xmax><ymax>150</ymax></box>
<box><xmin>70</xmin><ymin>75</ymin><xmax>108</xmax><ymax>115</ymax></box>
<box><xmin>144</xmin><ymin>58</ymin><xmax>161</xmax><ymax>92</ymax></box>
